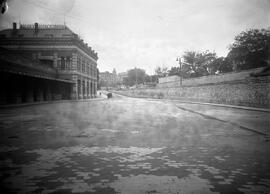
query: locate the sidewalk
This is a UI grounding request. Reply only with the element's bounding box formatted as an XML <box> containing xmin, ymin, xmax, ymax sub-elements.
<box><xmin>0</xmin><ymin>95</ymin><xmax>107</xmax><ymax>109</ymax></box>
<box><xmin>112</xmin><ymin>92</ymin><xmax>270</xmax><ymax>136</ymax></box>
<box><xmin>174</xmin><ymin>102</ymin><xmax>270</xmax><ymax>136</ymax></box>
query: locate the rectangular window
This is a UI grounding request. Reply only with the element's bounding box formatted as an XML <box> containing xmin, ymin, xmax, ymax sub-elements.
<box><xmin>62</xmin><ymin>34</ymin><xmax>72</xmax><ymax>37</ymax></box>
<box><xmin>82</xmin><ymin>59</ymin><xmax>85</xmax><ymax>73</ymax></box>
<box><xmin>40</xmin><ymin>59</ymin><xmax>53</xmax><ymax>68</ymax></box>
<box><xmin>90</xmin><ymin>64</ymin><xmax>92</xmax><ymax>76</ymax></box>
<box><xmin>78</xmin><ymin>57</ymin><xmax>81</xmax><ymax>72</ymax></box>
<box><xmin>87</xmin><ymin>65</ymin><xmax>89</xmax><ymax>75</ymax></box>
<box><xmin>61</xmin><ymin>57</ymin><xmax>65</xmax><ymax>70</ymax></box>
<box><xmin>45</xmin><ymin>34</ymin><xmax>53</xmax><ymax>38</ymax></box>
<box><xmin>66</xmin><ymin>57</ymin><xmax>71</xmax><ymax>70</ymax></box>
<box><xmin>57</xmin><ymin>60</ymin><xmax>61</xmax><ymax>68</ymax></box>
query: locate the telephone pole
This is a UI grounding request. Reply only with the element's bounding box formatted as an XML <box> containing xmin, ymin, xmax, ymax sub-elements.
<box><xmin>176</xmin><ymin>57</ymin><xmax>182</xmax><ymax>86</ymax></box>
<box><xmin>135</xmin><ymin>67</ymin><xmax>138</xmax><ymax>86</ymax></box>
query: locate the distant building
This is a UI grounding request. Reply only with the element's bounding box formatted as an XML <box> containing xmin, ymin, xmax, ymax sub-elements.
<box><xmin>99</xmin><ymin>69</ymin><xmax>129</xmax><ymax>89</ymax></box>
<box><xmin>0</xmin><ymin>22</ymin><xmax>98</xmax><ymax>102</ymax></box>
<box><xmin>117</xmin><ymin>72</ymin><xmax>128</xmax><ymax>83</ymax></box>
<box><xmin>99</xmin><ymin>70</ymin><xmax>117</xmax><ymax>88</ymax></box>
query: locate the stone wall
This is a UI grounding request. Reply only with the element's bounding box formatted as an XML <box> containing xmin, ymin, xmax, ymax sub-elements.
<box><xmin>115</xmin><ymin>75</ymin><xmax>270</xmax><ymax>108</ymax></box>
<box><xmin>159</xmin><ymin>75</ymin><xmax>180</xmax><ymax>84</ymax></box>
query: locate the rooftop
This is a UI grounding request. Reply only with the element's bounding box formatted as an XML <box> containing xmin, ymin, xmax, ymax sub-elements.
<box><xmin>20</xmin><ymin>24</ymin><xmax>68</xmax><ymax>30</ymax></box>
<box><xmin>0</xmin><ymin>22</ymin><xmax>98</xmax><ymax>59</ymax></box>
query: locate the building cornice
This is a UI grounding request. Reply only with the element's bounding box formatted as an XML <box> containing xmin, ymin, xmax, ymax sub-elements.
<box><xmin>58</xmin><ymin>71</ymin><xmax>97</xmax><ymax>81</ymax></box>
<box><xmin>1</xmin><ymin>44</ymin><xmax>98</xmax><ymax>63</ymax></box>
<box><xmin>0</xmin><ymin>37</ymin><xmax>98</xmax><ymax>61</ymax></box>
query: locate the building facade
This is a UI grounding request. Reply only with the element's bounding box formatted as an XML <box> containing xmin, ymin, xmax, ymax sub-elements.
<box><xmin>117</xmin><ymin>72</ymin><xmax>128</xmax><ymax>83</ymax></box>
<box><xmin>99</xmin><ymin>70</ymin><xmax>118</xmax><ymax>88</ymax></box>
<box><xmin>0</xmin><ymin>22</ymin><xmax>98</xmax><ymax>100</ymax></box>
<box><xmin>0</xmin><ymin>48</ymin><xmax>75</xmax><ymax>104</ymax></box>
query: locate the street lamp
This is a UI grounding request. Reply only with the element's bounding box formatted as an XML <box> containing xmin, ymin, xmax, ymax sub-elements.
<box><xmin>176</xmin><ymin>57</ymin><xmax>182</xmax><ymax>86</ymax></box>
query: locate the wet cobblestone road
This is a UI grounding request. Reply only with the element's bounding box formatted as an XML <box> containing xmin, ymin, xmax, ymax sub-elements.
<box><xmin>0</xmin><ymin>96</ymin><xmax>270</xmax><ymax>193</ymax></box>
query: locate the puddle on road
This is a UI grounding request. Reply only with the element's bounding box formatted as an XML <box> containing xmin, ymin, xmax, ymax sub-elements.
<box><xmin>0</xmin><ymin>114</ymin><xmax>42</xmax><ymax>122</ymax></box>
<box><xmin>1</xmin><ymin>144</ymin><xmax>270</xmax><ymax>193</ymax></box>
<box><xmin>239</xmin><ymin>182</ymin><xmax>270</xmax><ymax>194</ymax></box>
<box><xmin>130</xmin><ymin>130</ymin><xmax>140</xmax><ymax>134</ymax></box>
<box><xmin>100</xmin><ymin>129</ymin><xmax>141</xmax><ymax>135</ymax></box>
<box><xmin>110</xmin><ymin>174</ymin><xmax>218</xmax><ymax>194</ymax></box>
<box><xmin>43</xmin><ymin>174</ymin><xmax>219</xmax><ymax>194</ymax></box>
<box><xmin>101</xmin><ymin>128</ymin><xmax>120</xmax><ymax>133</ymax></box>
<box><xmin>67</xmin><ymin>146</ymin><xmax>164</xmax><ymax>160</ymax></box>
<box><xmin>1</xmin><ymin>146</ymin><xmax>165</xmax><ymax>192</ymax></box>
<box><xmin>0</xmin><ymin>146</ymin><xmax>19</xmax><ymax>152</ymax></box>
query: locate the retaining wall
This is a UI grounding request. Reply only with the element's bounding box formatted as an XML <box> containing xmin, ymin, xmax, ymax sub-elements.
<box><xmin>116</xmin><ymin>75</ymin><xmax>270</xmax><ymax>108</ymax></box>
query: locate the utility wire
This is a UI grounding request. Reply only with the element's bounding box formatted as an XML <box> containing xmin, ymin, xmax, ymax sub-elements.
<box><xmin>24</xmin><ymin>0</ymin><xmax>88</xmax><ymax>24</ymax></box>
<box><xmin>22</xmin><ymin>0</ymin><xmax>95</xmax><ymax>40</ymax></box>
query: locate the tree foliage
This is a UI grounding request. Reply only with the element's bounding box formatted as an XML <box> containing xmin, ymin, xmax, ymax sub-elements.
<box><xmin>155</xmin><ymin>66</ymin><xmax>168</xmax><ymax>78</ymax></box>
<box><xmin>123</xmin><ymin>68</ymin><xmax>147</xmax><ymax>86</ymax></box>
<box><xmin>167</xmin><ymin>50</ymin><xmax>234</xmax><ymax>78</ymax></box>
<box><xmin>181</xmin><ymin>50</ymin><xmax>217</xmax><ymax>77</ymax></box>
<box><xmin>144</xmin><ymin>75</ymin><xmax>158</xmax><ymax>83</ymax></box>
<box><xmin>168</xmin><ymin>66</ymin><xmax>180</xmax><ymax>76</ymax></box>
<box><xmin>227</xmin><ymin>28</ymin><xmax>270</xmax><ymax>70</ymax></box>
<box><xmin>208</xmin><ymin>57</ymin><xmax>233</xmax><ymax>74</ymax></box>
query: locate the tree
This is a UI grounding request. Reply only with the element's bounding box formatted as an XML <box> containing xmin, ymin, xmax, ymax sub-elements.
<box><xmin>227</xmin><ymin>28</ymin><xmax>270</xmax><ymax>71</ymax></box>
<box><xmin>168</xmin><ymin>66</ymin><xmax>180</xmax><ymax>76</ymax></box>
<box><xmin>144</xmin><ymin>75</ymin><xmax>158</xmax><ymax>83</ymax></box>
<box><xmin>123</xmin><ymin>68</ymin><xmax>147</xmax><ymax>86</ymax></box>
<box><xmin>208</xmin><ymin>57</ymin><xmax>233</xmax><ymax>74</ymax></box>
<box><xmin>181</xmin><ymin>50</ymin><xmax>217</xmax><ymax>77</ymax></box>
<box><xmin>155</xmin><ymin>66</ymin><xmax>168</xmax><ymax>78</ymax></box>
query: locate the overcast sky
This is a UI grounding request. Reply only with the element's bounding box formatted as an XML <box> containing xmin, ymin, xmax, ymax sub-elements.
<box><xmin>1</xmin><ymin>0</ymin><xmax>270</xmax><ymax>74</ymax></box>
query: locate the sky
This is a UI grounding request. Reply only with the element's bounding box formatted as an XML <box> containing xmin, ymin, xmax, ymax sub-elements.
<box><xmin>0</xmin><ymin>0</ymin><xmax>270</xmax><ymax>74</ymax></box>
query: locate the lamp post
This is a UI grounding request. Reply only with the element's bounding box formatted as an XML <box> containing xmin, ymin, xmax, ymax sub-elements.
<box><xmin>176</xmin><ymin>57</ymin><xmax>182</xmax><ymax>86</ymax></box>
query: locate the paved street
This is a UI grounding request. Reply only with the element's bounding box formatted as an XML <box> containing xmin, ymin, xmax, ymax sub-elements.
<box><xmin>0</xmin><ymin>95</ymin><xmax>270</xmax><ymax>194</ymax></box>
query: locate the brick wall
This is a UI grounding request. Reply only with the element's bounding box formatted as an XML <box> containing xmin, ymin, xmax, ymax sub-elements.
<box><xmin>116</xmin><ymin>74</ymin><xmax>270</xmax><ymax>108</ymax></box>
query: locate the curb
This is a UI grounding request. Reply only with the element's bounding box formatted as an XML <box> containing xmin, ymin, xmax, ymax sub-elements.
<box><xmin>111</xmin><ymin>92</ymin><xmax>270</xmax><ymax>113</ymax></box>
<box><xmin>176</xmin><ymin>105</ymin><xmax>270</xmax><ymax>136</ymax></box>
<box><xmin>167</xmin><ymin>100</ymin><xmax>270</xmax><ymax>113</ymax></box>
<box><xmin>0</xmin><ymin>97</ymin><xmax>106</xmax><ymax>109</ymax></box>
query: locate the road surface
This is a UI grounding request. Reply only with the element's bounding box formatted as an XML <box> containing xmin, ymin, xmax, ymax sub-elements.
<box><xmin>0</xmin><ymin>95</ymin><xmax>270</xmax><ymax>193</ymax></box>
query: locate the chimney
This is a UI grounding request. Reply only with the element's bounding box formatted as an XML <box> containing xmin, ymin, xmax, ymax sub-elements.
<box><xmin>34</xmin><ymin>22</ymin><xmax>38</xmax><ymax>34</ymax></box>
<box><xmin>12</xmin><ymin>22</ymin><xmax>17</xmax><ymax>36</ymax></box>
<box><xmin>13</xmin><ymin>22</ymin><xmax>17</xmax><ymax>30</ymax></box>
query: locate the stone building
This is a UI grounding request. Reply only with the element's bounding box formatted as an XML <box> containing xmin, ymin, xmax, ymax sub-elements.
<box><xmin>117</xmin><ymin>72</ymin><xmax>128</xmax><ymax>83</ymax></box>
<box><xmin>0</xmin><ymin>47</ymin><xmax>74</xmax><ymax>104</ymax></box>
<box><xmin>0</xmin><ymin>22</ymin><xmax>98</xmax><ymax>101</ymax></box>
<box><xmin>99</xmin><ymin>70</ymin><xmax>118</xmax><ymax>88</ymax></box>
<box><xmin>99</xmin><ymin>70</ymin><xmax>129</xmax><ymax>88</ymax></box>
